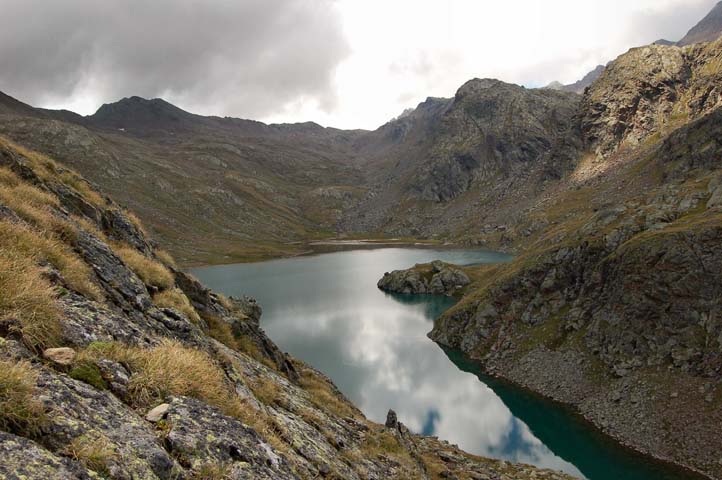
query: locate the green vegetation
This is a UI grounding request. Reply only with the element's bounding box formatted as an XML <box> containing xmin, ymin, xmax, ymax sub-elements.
<box><xmin>69</xmin><ymin>360</ymin><xmax>108</xmax><ymax>390</ymax></box>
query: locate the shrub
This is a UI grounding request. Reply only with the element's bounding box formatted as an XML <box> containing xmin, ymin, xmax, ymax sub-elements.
<box><xmin>113</xmin><ymin>244</ymin><xmax>174</xmax><ymax>290</ymax></box>
<box><xmin>0</xmin><ymin>358</ymin><xmax>47</xmax><ymax>436</ymax></box>
<box><xmin>0</xmin><ymin>220</ymin><xmax>101</xmax><ymax>300</ymax></box>
<box><xmin>153</xmin><ymin>288</ymin><xmax>200</xmax><ymax>324</ymax></box>
<box><xmin>0</xmin><ymin>246</ymin><xmax>63</xmax><ymax>350</ymax></box>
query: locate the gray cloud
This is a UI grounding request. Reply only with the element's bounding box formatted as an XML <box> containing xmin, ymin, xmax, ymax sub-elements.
<box><xmin>622</xmin><ymin>0</ymin><xmax>719</xmax><ymax>45</ymax></box>
<box><xmin>0</xmin><ymin>0</ymin><xmax>350</xmax><ymax>118</ymax></box>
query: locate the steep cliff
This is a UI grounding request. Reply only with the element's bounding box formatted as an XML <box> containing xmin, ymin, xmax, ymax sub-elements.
<box><xmin>429</xmin><ymin>40</ymin><xmax>722</xmax><ymax>479</ymax></box>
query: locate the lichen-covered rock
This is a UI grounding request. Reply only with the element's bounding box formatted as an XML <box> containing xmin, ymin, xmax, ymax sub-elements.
<box><xmin>36</xmin><ymin>369</ymin><xmax>180</xmax><ymax>480</ymax></box>
<box><xmin>378</xmin><ymin>260</ymin><xmax>470</xmax><ymax>296</ymax></box>
<box><xmin>0</xmin><ymin>432</ymin><xmax>96</xmax><ymax>480</ymax></box>
<box><xmin>163</xmin><ymin>396</ymin><xmax>298</xmax><ymax>479</ymax></box>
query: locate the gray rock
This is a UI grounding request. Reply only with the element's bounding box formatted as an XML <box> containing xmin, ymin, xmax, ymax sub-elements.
<box><xmin>43</xmin><ymin>347</ymin><xmax>76</xmax><ymax>366</ymax></box>
<box><xmin>378</xmin><ymin>261</ymin><xmax>470</xmax><ymax>296</ymax></box>
<box><xmin>0</xmin><ymin>431</ymin><xmax>96</xmax><ymax>480</ymax></box>
<box><xmin>145</xmin><ymin>403</ymin><xmax>170</xmax><ymax>422</ymax></box>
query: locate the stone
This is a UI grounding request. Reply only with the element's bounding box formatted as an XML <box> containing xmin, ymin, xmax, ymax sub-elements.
<box><xmin>42</xmin><ymin>347</ymin><xmax>76</xmax><ymax>366</ymax></box>
<box><xmin>385</xmin><ymin>409</ymin><xmax>398</xmax><ymax>429</ymax></box>
<box><xmin>145</xmin><ymin>403</ymin><xmax>170</xmax><ymax>422</ymax></box>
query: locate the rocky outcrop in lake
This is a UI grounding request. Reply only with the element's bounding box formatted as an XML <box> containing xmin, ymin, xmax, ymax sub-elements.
<box><xmin>378</xmin><ymin>260</ymin><xmax>470</xmax><ymax>296</ymax></box>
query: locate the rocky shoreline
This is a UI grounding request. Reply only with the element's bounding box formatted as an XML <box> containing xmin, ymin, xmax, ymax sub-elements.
<box><xmin>443</xmin><ymin>345</ymin><xmax>717</xmax><ymax>480</ymax></box>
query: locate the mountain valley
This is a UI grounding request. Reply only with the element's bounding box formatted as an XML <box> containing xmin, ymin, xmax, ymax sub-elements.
<box><xmin>1</xmin><ymin>2</ymin><xmax>722</xmax><ymax>479</ymax></box>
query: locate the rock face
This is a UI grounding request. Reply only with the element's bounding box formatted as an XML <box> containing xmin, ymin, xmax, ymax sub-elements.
<box><xmin>580</xmin><ymin>38</ymin><xmax>722</xmax><ymax>157</ymax></box>
<box><xmin>407</xmin><ymin>79</ymin><xmax>581</xmax><ymax>202</ymax></box>
<box><xmin>378</xmin><ymin>260</ymin><xmax>471</xmax><ymax>296</ymax></box>
<box><xmin>0</xmin><ymin>134</ymin><xmax>572</xmax><ymax>480</ymax></box>
<box><xmin>429</xmin><ymin>38</ymin><xmax>722</xmax><ymax>480</ymax></box>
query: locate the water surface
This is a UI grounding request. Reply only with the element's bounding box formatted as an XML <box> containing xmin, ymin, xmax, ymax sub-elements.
<box><xmin>192</xmin><ymin>248</ymin><xmax>704</xmax><ymax>480</ymax></box>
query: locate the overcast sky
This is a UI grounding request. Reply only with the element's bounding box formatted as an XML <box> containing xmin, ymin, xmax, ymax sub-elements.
<box><xmin>0</xmin><ymin>0</ymin><xmax>717</xmax><ymax>129</ymax></box>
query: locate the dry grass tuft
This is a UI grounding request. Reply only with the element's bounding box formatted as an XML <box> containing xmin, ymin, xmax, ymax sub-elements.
<box><xmin>203</xmin><ymin>313</ymin><xmax>276</xmax><ymax>370</ymax></box>
<box><xmin>250</xmin><ymin>376</ymin><xmax>284</xmax><ymax>406</ymax></box>
<box><xmin>74</xmin><ymin>216</ymin><xmax>108</xmax><ymax>242</ymax></box>
<box><xmin>0</xmin><ymin>219</ymin><xmax>101</xmax><ymax>300</ymax></box>
<box><xmin>65</xmin><ymin>432</ymin><xmax>118</xmax><ymax>476</ymax></box>
<box><xmin>192</xmin><ymin>463</ymin><xmax>232</xmax><ymax>480</ymax></box>
<box><xmin>0</xmin><ymin>137</ymin><xmax>104</xmax><ymax>206</ymax></box>
<box><xmin>81</xmin><ymin>340</ymin><xmax>242</xmax><ymax>416</ymax></box>
<box><xmin>124</xmin><ymin>210</ymin><xmax>148</xmax><ymax>236</ymax></box>
<box><xmin>113</xmin><ymin>243</ymin><xmax>174</xmax><ymax>290</ymax></box>
<box><xmin>153</xmin><ymin>288</ymin><xmax>200</xmax><ymax>324</ymax></box>
<box><xmin>155</xmin><ymin>249</ymin><xmax>177</xmax><ymax>269</ymax></box>
<box><xmin>78</xmin><ymin>340</ymin><xmax>293</xmax><ymax>457</ymax></box>
<box><xmin>298</xmin><ymin>366</ymin><xmax>357</xmax><ymax>419</ymax></box>
<box><xmin>0</xmin><ymin>175</ymin><xmax>78</xmax><ymax>242</ymax></box>
<box><xmin>0</xmin><ymin>246</ymin><xmax>63</xmax><ymax>350</ymax></box>
<box><xmin>0</xmin><ymin>358</ymin><xmax>47</xmax><ymax>436</ymax></box>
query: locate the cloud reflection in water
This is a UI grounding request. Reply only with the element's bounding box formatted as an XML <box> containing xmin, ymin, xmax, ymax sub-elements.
<box><xmin>191</xmin><ymin>248</ymin><xmax>582</xmax><ymax>478</ymax></box>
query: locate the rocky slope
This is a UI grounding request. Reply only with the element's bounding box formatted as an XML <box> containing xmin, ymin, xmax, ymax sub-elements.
<box><xmin>340</xmin><ymin>79</ymin><xmax>581</xmax><ymax>240</ymax></box>
<box><xmin>430</xmin><ymin>38</ymin><xmax>722</xmax><ymax>479</ymax></box>
<box><xmin>0</xmin><ymin>138</ymin><xmax>574</xmax><ymax>479</ymax></box>
<box><xmin>0</xmin><ymin>95</ymin><xmax>368</xmax><ymax>265</ymax></box>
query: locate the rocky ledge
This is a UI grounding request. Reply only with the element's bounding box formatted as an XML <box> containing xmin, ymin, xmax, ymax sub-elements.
<box><xmin>378</xmin><ymin>260</ymin><xmax>470</xmax><ymax>296</ymax></box>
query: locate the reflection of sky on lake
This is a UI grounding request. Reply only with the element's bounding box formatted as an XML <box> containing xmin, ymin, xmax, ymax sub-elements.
<box><xmin>191</xmin><ymin>248</ymin><xmax>583</xmax><ymax>478</ymax></box>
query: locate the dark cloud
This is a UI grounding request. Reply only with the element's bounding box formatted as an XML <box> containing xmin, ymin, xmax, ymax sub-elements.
<box><xmin>0</xmin><ymin>0</ymin><xmax>350</xmax><ymax>118</ymax></box>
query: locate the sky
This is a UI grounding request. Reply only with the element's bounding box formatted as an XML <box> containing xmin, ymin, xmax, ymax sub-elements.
<box><xmin>0</xmin><ymin>0</ymin><xmax>718</xmax><ymax>130</ymax></box>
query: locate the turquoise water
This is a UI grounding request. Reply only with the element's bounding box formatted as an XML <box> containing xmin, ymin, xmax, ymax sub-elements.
<box><xmin>191</xmin><ymin>248</ymin><xmax>704</xmax><ymax>480</ymax></box>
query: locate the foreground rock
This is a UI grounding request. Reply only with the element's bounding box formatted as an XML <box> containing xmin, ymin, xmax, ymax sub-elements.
<box><xmin>378</xmin><ymin>260</ymin><xmax>470</xmax><ymax>296</ymax></box>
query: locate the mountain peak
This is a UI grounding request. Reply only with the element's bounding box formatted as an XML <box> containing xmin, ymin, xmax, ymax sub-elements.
<box><xmin>678</xmin><ymin>1</ymin><xmax>722</xmax><ymax>46</ymax></box>
<box><xmin>89</xmin><ymin>96</ymin><xmax>199</xmax><ymax>133</ymax></box>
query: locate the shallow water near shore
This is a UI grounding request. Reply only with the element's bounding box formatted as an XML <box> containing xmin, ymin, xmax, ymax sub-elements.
<box><xmin>191</xmin><ymin>248</ymin><xmax>706</xmax><ymax>480</ymax></box>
